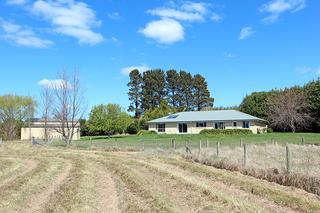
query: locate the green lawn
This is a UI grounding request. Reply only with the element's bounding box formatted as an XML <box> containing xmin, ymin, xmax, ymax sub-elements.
<box><xmin>51</xmin><ymin>133</ymin><xmax>320</xmax><ymax>150</ymax></box>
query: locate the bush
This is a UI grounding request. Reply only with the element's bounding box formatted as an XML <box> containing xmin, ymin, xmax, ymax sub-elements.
<box><xmin>200</xmin><ymin>129</ymin><xmax>252</xmax><ymax>135</ymax></box>
<box><xmin>267</xmin><ymin>128</ymin><xmax>273</xmax><ymax>133</ymax></box>
<box><xmin>137</xmin><ymin>130</ymin><xmax>157</xmax><ymax>136</ymax></box>
<box><xmin>126</xmin><ymin>123</ymin><xmax>138</xmax><ymax>135</ymax></box>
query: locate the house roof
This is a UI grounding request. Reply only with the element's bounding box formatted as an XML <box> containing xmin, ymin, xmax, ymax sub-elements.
<box><xmin>147</xmin><ymin>110</ymin><xmax>267</xmax><ymax>123</ymax></box>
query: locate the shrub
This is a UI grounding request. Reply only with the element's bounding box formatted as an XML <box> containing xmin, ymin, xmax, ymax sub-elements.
<box><xmin>267</xmin><ymin>128</ymin><xmax>273</xmax><ymax>133</ymax></box>
<box><xmin>137</xmin><ymin>130</ymin><xmax>157</xmax><ymax>136</ymax></box>
<box><xmin>199</xmin><ymin>129</ymin><xmax>252</xmax><ymax>135</ymax></box>
<box><xmin>127</xmin><ymin>123</ymin><xmax>138</xmax><ymax>135</ymax></box>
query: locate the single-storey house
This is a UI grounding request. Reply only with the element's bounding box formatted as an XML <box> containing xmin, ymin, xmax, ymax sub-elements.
<box><xmin>147</xmin><ymin>110</ymin><xmax>267</xmax><ymax>134</ymax></box>
<box><xmin>21</xmin><ymin>120</ymin><xmax>80</xmax><ymax>141</ymax></box>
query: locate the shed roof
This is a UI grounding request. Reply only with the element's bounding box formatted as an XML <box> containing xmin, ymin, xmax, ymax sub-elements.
<box><xmin>147</xmin><ymin>110</ymin><xmax>267</xmax><ymax>123</ymax></box>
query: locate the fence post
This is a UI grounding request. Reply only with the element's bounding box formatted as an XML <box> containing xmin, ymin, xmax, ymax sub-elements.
<box><xmin>206</xmin><ymin>138</ymin><xmax>209</xmax><ymax>148</ymax></box>
<box><xmin>301</xmin><ymin>137</ymin><xmax>305</xmax><ymax>145</ymax></box>
<box><xmin>286</xmin><ymin>145</ymin><xmax>291</xmax><ymax>174</ymax></box>
<box><xmin>172</xmin><ymin>139</ymin><xmax>176</xmax><ymax>149</ymax></box>
<box><xmin>216</xmin><ymin>142</ymin><xmax>220</xmax><ymax>157</ymax></box>
<box><xmin>142</xmin><ymin>139</ymin><xmax>145</xmax><ymax>151</ymax></box>
<box><xmin>199</xmin><ymin>140</ymin><xmax>202</xmax><ymax>152</ymax></box>
<box><xmin>240</xmin><ymin>138</ymin><xmax>243</xmax><ymax>147</ymax></box>
<box><xmin>244</xmin><ymin>144</ymin><xmax>248</xmax><ymax>167</ymax></box>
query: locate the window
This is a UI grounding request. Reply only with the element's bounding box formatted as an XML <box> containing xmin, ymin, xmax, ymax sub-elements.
<box><xmin>178</xmin><ymin>123</ymin><xmax>188</xmax><ymax>133</ymax></box>
<box><xmin>167</xmin><ymin>115</ymin><xmax>178</xmax><ymax>119</ymax></box>
<box><xmin>215</xmin><ymin>122</ymin><xmax>225</xmax><ymax>129</ymax></box>
<box><xmin>196</xmin><ymin>122</ymin><xmax>207</xmax><ymax>128</ymax></box>
<box><xmin>242</xmin><ymin>121</ymin><xmax>250</xmax><ymax>129</ymax></box>
<box><xmin>233</xmin><ymin>121</ymin><xmax>237</xmax><ymax>127</ymax></box>
<box><xmin>156</xmin><ymin>123</ymin><xmax>166</xmax><ymax>132</ymax></box>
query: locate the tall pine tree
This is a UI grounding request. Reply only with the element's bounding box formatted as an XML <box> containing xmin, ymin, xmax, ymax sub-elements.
<box><xmin>178</xmin><ymin>71</ymin><xmax>194</xmax><ymax>110</ymax></box>
<box><xmin>141</xmin><ymin>70</ymin><xmax>166</xmax><ymax>111</ymax></box>
<box><xmin>127</xmin><ymin>69</ymin><xmax>142</xmax><ymax>118</ymax></box>
<box><xmin>166</xmin><ymin>69</ymin><xmax>180</xmax><ymax>107</ymax></box>
<box><xmin>192</xmin><ymin>74</ymin><xmax>214</xmax><ymax>111</ymax></box>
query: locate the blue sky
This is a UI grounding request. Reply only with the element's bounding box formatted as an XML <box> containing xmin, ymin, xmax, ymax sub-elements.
<box><xmin>0</xmin><ymin>0</ymin><xmax>319</xmax><ymax>115</ymax></box>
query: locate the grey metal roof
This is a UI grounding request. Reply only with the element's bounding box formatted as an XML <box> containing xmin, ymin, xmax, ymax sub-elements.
<box><xmin>147</xmin><ymin>110</ymin><xmax>267</xmax><ymax>123</ymax></box>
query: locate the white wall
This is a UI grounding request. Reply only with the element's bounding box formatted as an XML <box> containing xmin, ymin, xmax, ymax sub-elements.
<box><xmin>149</xmin><ymin>120</ymin><xmax>267</xmax><ymax>134</ymax></box>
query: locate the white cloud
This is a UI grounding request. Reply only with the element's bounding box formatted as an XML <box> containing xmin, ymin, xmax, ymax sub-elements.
<box><xmin>121</xmin><ymin>65</ymin><xmax>151</xmax><ymax>75</ymax></box>
<box><xmin>108</xmin><ymin>12</ymin><xmax>121</xmax><ymax>20</ymax></box>
<box><xmin>211</xmin><ymin>13</ymin><xmax>223</xmax><ymax>22</ymax></box>
<box><xmin>0</xmin><ymin>19</ymin><xmax>53</xmax><ymax>48</ymax></box>
<box><xmin>297</xmin><ymin>66</ymin><xmax>320</xmax><ymax>75</ymax></box>
<box><xmin>239</xmin><ymin>27</ymin><xmax>255</xmax><ymax>40</ymax></box>
<box><xmin>31</xmin><ymin>0</ymin><xmax>103</xmax><ymax>45</ymax></box>
<box><xmin>222</xmin><ymin>52</ymin><xmax>235</xmax><ymax>59</ymax></box>
<box><xmin>6</xmin><ymin>0</ymin><xmax>27</xmax><ymax>5</ymax></box>
<box><xmin>141</xmin><ymin>1</ymin><xmax>222</xmax><ymax>45</ymax></box>
<box><xmin>139</xmin><ymin>18</ymin><xmax>184</xmax><ymax>44</ymax></box>
<box><xmin>181</xmin><ymin>2</ymin><xmax>208</xmax><ymax>14</ymax></box>
<box><xmin>38</xmin><ymin>78</ymin><xmax>70</xmax><ymax>89</ymax></box>
<box><xmin>260</xmin><ymin>0</ymin><xmax>306</xmax><ymax>23</ymax></box>
<box><xmin>147</xmin><ymin>8</ymin><xmax>204</xmax><ymax>22</ymax></box>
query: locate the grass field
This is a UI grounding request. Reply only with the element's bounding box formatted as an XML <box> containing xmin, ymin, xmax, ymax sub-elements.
<box><xmin>0</xmin><ymin>140</ymin><xmax>320</xmax><ymax>212</ymax></box>
<box><xmin>52</xmin><ymin>132</ymin><xmax>320</xmax><ymax>150</ymax></box>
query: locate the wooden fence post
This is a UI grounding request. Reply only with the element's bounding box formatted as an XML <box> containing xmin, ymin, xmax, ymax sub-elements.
<box><xmin>286</xmin><ymin>145</ymin><xmax>291</xmax><ymax>174</ymax></box>
<box><xmin>172</xmin><ymin>139</ymin><xmax>176</xmax><ymax>149</ymax></box>
<box><xmin>216</xmin><ymin>142</ymin><xmax>220</xmax><ymax>157</ymax></box>
<box><xmin>142</xmin><ymin>139</ymin><xmax>145</xmax><ymax>151</ymax></box>
<box><xmin>240</xmin><ymin>138</ymin><xmax>243</xmax><ymax>147</ymax></box>
<box><xmin>206</xmin><ymin>138</ymin><xmax>209</xmax><ymax>148</ymax></box>
<box><xmin>301</xmin><ymin>137</ymin><xmax>305</xmax><ymax>145</ymax></box>
<box><xmin>199</xmin><ymin>140</ymin><xmax>202</xmax><ymax>152</ymax></box>
<box><xmin>243</xmin><ymin>144</ymin><xmax>248</xmax><ymax>167</ymax></box>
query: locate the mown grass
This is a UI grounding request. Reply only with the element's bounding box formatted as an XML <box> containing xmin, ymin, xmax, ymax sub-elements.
<box><xmin>52</xmin><ymin>132</ymin><xmax>320</xmax><ymax>150</ymax></box>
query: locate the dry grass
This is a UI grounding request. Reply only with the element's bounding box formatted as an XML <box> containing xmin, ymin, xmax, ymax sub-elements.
<box><xmin>0</xmin><ymin>141</ymin><xmax>319</xmax><ymax>213</ymax></box>
<box><xmin>181</xmin><ymin>143</ymin><xmax>320</xmax><ymax>196</ymax></box>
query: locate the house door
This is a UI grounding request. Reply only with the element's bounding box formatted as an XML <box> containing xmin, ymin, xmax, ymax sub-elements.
<box><xmin>178</xmin><ymin>123</ymin><xmax>188</xmax><ymax>133</ymax></box>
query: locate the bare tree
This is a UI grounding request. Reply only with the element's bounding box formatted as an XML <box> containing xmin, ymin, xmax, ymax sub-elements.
<box><xmin>40</xmin><ymin>86</ymin><xmax>53</xmax><ymax>142</ymax></box>
<box><xmin>52</xmin><ymin>71</ymin><xmax>85</xmax><ymax>145</ymax></box>
<box><xmin>267</xmin><ymin>89</ymin><xmax>310</xmax><ymax>132</ymax></box>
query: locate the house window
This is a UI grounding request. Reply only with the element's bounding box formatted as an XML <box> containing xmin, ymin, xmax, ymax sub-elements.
<box><xmin>215</xmin><ymin>122</ymin><xmax>225</xmax><ymax>129</ymax></box>
<box><xmin>233</xmin><ymin>121</ymin><xmax>237</xmax><ymax>127</ymax></box>
<box><xmin>156</xmin><ymin>123</ymin><xmax>166</xmax><ymax>132</ymax></box>
<box><xmin>178</xmin><ymin>123</ymin><xmax>188</xmax><ymax>133</ymax></box>
<box><xmin>196</xmin><ymin>122</ymin><xmax>207</xmax><ymax>128</ymax></box>
<box><xmin>242</xmin><ymin>121</ymin><xmax>250</xmax><ymax>129</ymax></box>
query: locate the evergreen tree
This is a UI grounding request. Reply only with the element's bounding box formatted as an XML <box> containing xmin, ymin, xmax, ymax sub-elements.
<box><xmin>178</xmin><ymin>71</ymin><xmax>194</xmax><ymax>110</ymax></box>
<box><xmin>141</xmin><ymin>70</ymin><xmax>155</xmax><ymax>111</ymax></box>
<box><xmin>127</xmin><ymin>69</ymin><xmax>142</xmax><ymax>118</ymax></box>
<box><xmin>239</xmin><ymin>92</ymin><xmax>271</xmax><ymax>121</ymax></box>
<box><xmin>166</xmin><ymin>69</ymin><xmax>180</xmax><ymax>107</ymax></box>
<box><xmin>304</xmin><ymin>78</ymin><xmax>320</xmax><ymax>132</ymax></box>
<box><xmin>152</xmin><ymin>69</ymin><xmax>167</xmax><ymax>106</ymax></box>
<box><xmin>192</xmin><ymin>74</ymin><xmax>214</xmax><ymax>111</ymax></box>
<box><xmin>141</xmin><ymin>69</ymin><xmax>166</xmax><ymax>111</ymax></box>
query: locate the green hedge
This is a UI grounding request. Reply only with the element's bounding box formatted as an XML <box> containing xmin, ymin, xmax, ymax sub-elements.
<box><xmin>200</xmin><ymin>129</ymin><xmax>253</xmax><ymax>135</ymax></box>
<box><xmin>137</xmin><ymin>130</ymin><xmax>157</xmax><ymax>136</ymax></box>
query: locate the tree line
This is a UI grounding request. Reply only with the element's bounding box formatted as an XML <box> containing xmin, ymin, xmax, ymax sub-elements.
<box><xmin>239</xmin><ymin>79</ymin><xmax>320</xmax><ymax>132</ymax></box>
<box><xmin>127</xmin><ymin>69</ymin><xmax>214</xmax><ymax>118</ymax></box>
